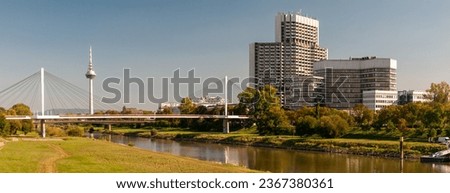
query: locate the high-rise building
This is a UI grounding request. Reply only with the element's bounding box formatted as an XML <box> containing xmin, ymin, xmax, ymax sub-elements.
<box><xmin>314</xmin><ymin>57</ymin><xmax>397</xmax><ymax>109</ymax></box>
<box><xmin>250</xmin><ymin>12</ymin><xmax>328</xmax><ymax>106</ymax></box>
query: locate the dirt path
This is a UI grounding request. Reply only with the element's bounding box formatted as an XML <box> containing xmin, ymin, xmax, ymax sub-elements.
<box><xmin>38</xmin><ymin>143</ymin><xmax>69</xmax><ymax>173</ymax></box>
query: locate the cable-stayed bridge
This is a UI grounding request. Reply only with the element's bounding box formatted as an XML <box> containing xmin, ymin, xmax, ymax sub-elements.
<box><xmin>1</xmin><ymin>68</ymin><xmax>248</xmax><ymax>138</ymax></box>
<box><xmin>0</xmin><ymin>48</ymin><xmax>249</xmax><ymax>138</ymax></box>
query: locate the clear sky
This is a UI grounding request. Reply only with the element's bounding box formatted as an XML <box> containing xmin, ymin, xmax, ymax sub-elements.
<box><xmin>1</xmin><ymin>0</ymin><xmax>450</xmax><ymax>110</ymax></box>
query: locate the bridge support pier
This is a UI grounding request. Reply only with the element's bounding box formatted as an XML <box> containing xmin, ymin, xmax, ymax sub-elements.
<box><xmin>107</xmin><ymin>124</ymin><xmax>112</xmax><ymax>132</ymax></box>
<box><xmin>223</xmin><ymin>118</ymin><xmax>229</xmax><ymax>134</ymax></box>
<box><xmin>40</xmin><ymin>120</ymin><xmax>46</xmax><ymax>138</ymax></box>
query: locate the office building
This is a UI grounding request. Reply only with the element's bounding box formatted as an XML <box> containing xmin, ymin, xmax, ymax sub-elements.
<box><xmin>398</xmin><ymin>90</ymin><xmax>430</xmax><ymax>104</ymax></box>
<box><xmin>314</xmin><ymin>57</ymin><xmax>397</xmax><ymax>109</ymax></box>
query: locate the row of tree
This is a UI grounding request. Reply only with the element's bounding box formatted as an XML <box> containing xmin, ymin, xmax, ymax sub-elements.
<box><xmin>149</xmin><ymin>81</ymin><xmax>450</xmax><ymax>138</ymax></box>
<box><xmin>2</xmin><ymin>81</ymin><xmax>450</xmax><ymax>139</ymax></box>
<box><xmin>231</xmin><ymin>81</ymin><xmax>450</xmax><ymax>138</ymax></box>
<box><xmin>235</xmin><ymin>85</ymin><xmax>352</xmax><ymax>137</ymax></box>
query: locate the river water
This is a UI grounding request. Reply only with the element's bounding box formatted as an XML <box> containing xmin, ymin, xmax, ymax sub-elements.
<box><xmin>96</xmin><ymin>134</ymin><xmax>450</xmax><ymax>173</ymax></box>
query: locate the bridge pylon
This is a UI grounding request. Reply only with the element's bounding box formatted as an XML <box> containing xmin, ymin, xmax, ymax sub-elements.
<box><xmin>223</xmin><ymin>76</ymin><xmax>229</xmax><ymax>134</ymax></box>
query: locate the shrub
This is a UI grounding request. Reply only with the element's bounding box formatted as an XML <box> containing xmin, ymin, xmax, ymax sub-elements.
<box><xmin>295</xmin><ymin>116</ymin><xmax>318</xmax><ymax>136</ymax></box>
<box><xmin>155</xmin><ymin>120</ymin><xmax>171</xmax><ymax>127</ymax></box>
<box><xmin>150</xmin><ymin>129</ymin><xmax>158</xmax><ymax>136</ymax></box>
<box><xmin>318</xmin><ymin>115</ymin><xmax>350</xmax><ymax>138</ymax></box>
<box><xmin>46</xmin><ymin>126</ymin><xmax>67</xmax><ymax>137</ymax></box>
<box><xmin>66</xmin><ymin>125</ymin><xmax>85</xmax><ymax>137</ymax></box>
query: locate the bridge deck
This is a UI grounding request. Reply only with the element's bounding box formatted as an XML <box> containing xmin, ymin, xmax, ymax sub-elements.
<box><xmin>5</xmin><ymin>114</ymin><xmax>250</xmax><ymax>121</ymax></box>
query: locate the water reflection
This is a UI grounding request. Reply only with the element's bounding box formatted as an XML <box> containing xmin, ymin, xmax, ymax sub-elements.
<box><xmin>96</xmin><ymin>134</ymin><xmax>450</xmax><ymax>173</ymax></box>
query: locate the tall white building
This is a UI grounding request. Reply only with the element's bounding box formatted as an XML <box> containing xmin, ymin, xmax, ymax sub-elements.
<box><xmin>250</xmin><ymin>12</ymin><xmax>328</xmax><ymax>106</ymax></box>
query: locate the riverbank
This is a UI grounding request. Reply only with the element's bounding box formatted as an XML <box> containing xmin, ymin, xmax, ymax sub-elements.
<box><xmin>106</xmin><ymin>129</ymin><xmax>447</xmax><ymax>159</ymax></box>
<box><xmin>0</xmin><ymin>137</ymin><xmax>256</xmax><ymax>173</ymax></box>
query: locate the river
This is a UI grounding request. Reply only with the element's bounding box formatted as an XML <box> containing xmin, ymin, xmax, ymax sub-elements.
<box><xmin>95</xmin><ymin>134</ymin><xmax>450</xmax><ymax>173</ymax></box>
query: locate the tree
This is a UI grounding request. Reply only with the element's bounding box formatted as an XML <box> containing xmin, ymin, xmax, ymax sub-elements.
<box><xmin>0</xmin><ymin>104</ymin><xmax>34</xmax><ymax>135</ymax></box>
<box><xmin>423</xmin><ymin>103</ymin><xmax>445</xmax><ymax>129</ymax></box>
<box><xmin>10</xmin><ymin>103</ymin><xmax>32</xmax><ymax>116</ymax></box>
<box><xmin>251</xmin><ymin>85</ymin><xmax>293</xmax><ymax>135</ymax></box>
<box><xmin>10</xmin><ymin>103</ymin><xmax>33</xmax><ymax>135</ymax></box>
<box><xmin>318</xmin><ymin>115</ymin><xmax>350</xmax><ymax>138</ymax></box>
<box><xmin>5</xmin><ymin>109</ymin><xmax>21</xmax><ymax>135</ymax></box>
<box><xmin>21</xmin><ymin>120</ymin><xmax>32</xmax><ymax>135</ymax></box>
<box><xmin>398</xmin><ymin>118</ymin><xmax>408</xmax><ymax>133</ymax></box>
<box><xmin>233</xmin><ymin>87</ymin><xmax>259</xmax><ymax>129</ymax></box>
<box><xmin>386</xmin><ymin>121</ymin><xmax>396</xmax><ymax>132</ymax></box>
<box><xmin>429</xmin><ymin>128</ymin><xmax>437</xmax><ymax>139</ymax></box>
<box><xmin>426</xmin><ymin>81</ymin><xmax>450</xmax><ymax>103</ymax></box>
<box><xmin>1</xmin><ymin>121</ymin><xmax>10</xmax><ymax>136</ymax></box>
<box><xmin>179</xmin><ymin>97</ymin><xmax>196</xmax><ymax>114</ymax></box>
<box><xmin>400</xmin><ymin>102</ymin><xmax>426</xmax><ymax>128</ymax></box>
<box><xmin>105</xmin><ymin>110</ymin><xmax>120</xmax><ymax>114</ymax></box>
<box><xmin>235</xmin><ymin>87</ymin><xmax>259</xmax><ymax>115</ymax></box>
<box><xmin>257</xmin><ymin>105</ymin><xmax>293</xmax><ymax>135</ymax></box>
<box><xmin>178</xmin><ymin>97</ymin><xmax>196</xmax><ymax>128</ymax></box>
<box><xmin>352</xmin><ymin>104</ymin><xmax>374</xmax><ymax>129</ymax></box>
<box><xmin>0</xmin><ymin>112</ymin><xmax>8</xmax><ymax>136</ymax></box>
<box><xmin>194</xmin><ymin>106</ymin><xmax>209</xmax><ymax>115</ymax></box>
<box><xmin>295</xmin><ymin>115</ymin><xmax>318</xmax><ymax>136</ymax></box>
<box><xmin>143</xmin><ymin>110</ymin><xmax>154</xmax><ymax>114</ymax></box>
<box><xmin>374</xmin><ymin>105</ymin><xmax>400</xmax><ymax>130</ymax></box>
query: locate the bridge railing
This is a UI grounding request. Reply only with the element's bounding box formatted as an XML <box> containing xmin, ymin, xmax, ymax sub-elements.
<box><xmin>5</xmin><ymin>114</ymin><xmax>251</xmax><ymax>120</ymax></box>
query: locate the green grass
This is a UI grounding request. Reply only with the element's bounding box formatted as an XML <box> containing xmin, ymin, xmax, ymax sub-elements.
<box><xmin>0</xmin><ymin>140</ymin><xmax>61</xmax><ymax>172</ymax></box>
<box><xmin>0</xmin><ymin>138</ymin><xmax>256</xmax><ymax>173</ymax></box>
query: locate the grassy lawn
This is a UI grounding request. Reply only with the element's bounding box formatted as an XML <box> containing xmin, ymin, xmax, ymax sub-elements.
<box><xmin>0</xmin><ymin>140</ymin><xmax>62</xmax><ymax>172</ymax></box>
<box><xmin>0</xmin><ymin>138</ymin><xmax>256</xmax><ymax>173</ymax></box>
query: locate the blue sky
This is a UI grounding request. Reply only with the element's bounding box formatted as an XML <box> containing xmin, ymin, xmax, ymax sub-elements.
<box><xmin>1</xmin><ymin>0</ymin><xmax>450</xmax><ymax>110</ymax></box>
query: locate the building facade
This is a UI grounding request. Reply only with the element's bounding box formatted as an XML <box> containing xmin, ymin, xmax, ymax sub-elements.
<box><xmin>314</xmin><ymin>57</ymin><xmax>397</xmax><ymax>109</ymax></box>
<box><xmin>250</xmin><ymin>12</ymin><xmax>328</xmax><ymax>107</ymax></box>
<box><xmin>398</xmin><ymin>90</ymin><xmax>430</xmax><ymax>104</ymax></box>
<box><xmin>192</xmin><ymin>96</ymin><xmax>225</xmax><ymax>107</ymax></box>
<box><xmin>283</xmin><ymin>76</ymin><xmax>324</xmax><ymax>109</ymax></box>
<box><xmin>363</xmin><ymin>90</ymin><xmax>398</xmax><ymax>111</ymax></box>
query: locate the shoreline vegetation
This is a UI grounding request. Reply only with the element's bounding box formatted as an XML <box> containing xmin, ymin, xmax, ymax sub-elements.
<box><xmin>105</xmin><ymin>128</ymin><xmax>447</xmax><ymax>159</ymax></box>
<box><xmin>0</xmin><ymin>137</ymin><xmax>256</xmax><ymax>173</ymax></box>
<box><xmin>2</xmin><ymin>83</ymin><xmax>450</xmax><ymax>169</ymax></box>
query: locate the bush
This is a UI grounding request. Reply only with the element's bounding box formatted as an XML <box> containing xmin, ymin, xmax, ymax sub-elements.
<box><xmin>66</xmin><ymin>125</ymin><xmax>85</xmax><ymax>137</ymax></box>
<box><xmin>150</xmin><ymin>129</ymin><xmax>158</xmax><ymax>136</ymax></box>
<box><xmin>46</xmin><ymin>126</ymin><xmax>67</xmax><ymax>137</ymax></box>
<box><xmin>295</xmin><ymin>116</ymin><xmax>318</xmax><ymax>136</ymax></box>
<box><xmin>155</xmin><ymin>120</ymin><xmax>172</xmax><ymax>127</ymax></box>
<box><xmin>318</xmin><ymin>115</ymin><xmax>350</xmax><ymax>138</ymax></box>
